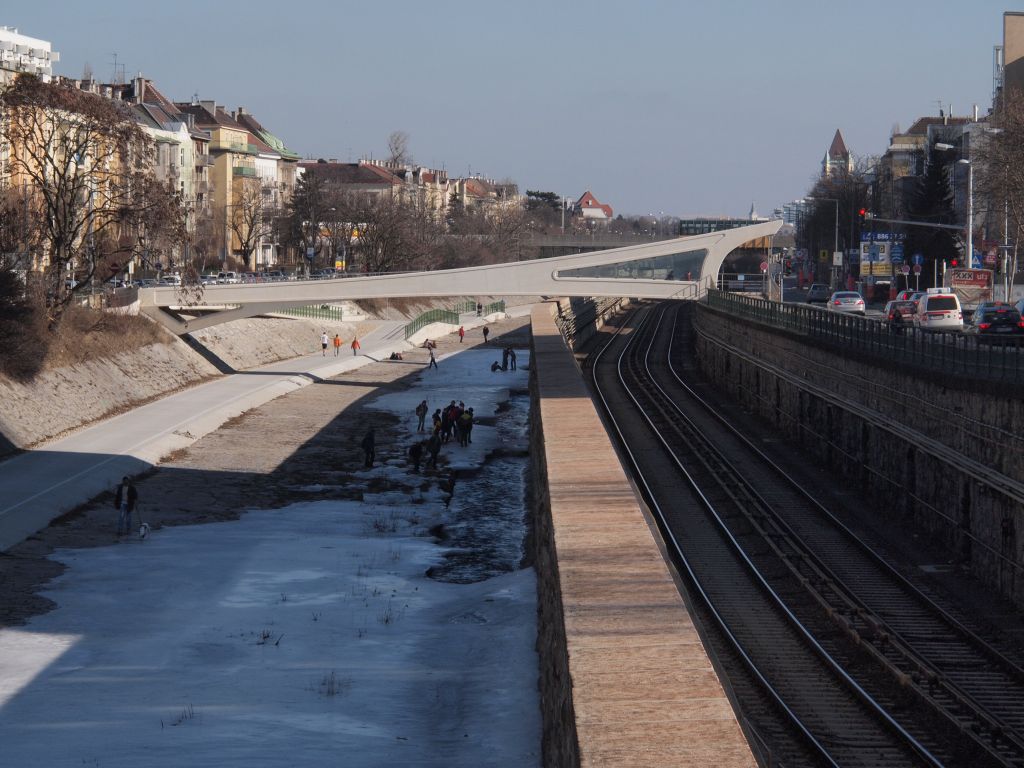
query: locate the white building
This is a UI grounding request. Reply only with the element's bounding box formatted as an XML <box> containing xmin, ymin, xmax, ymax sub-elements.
<box><xmin>0</xmin><ymin>27</ymin><xmax>59</xmax><ymax>85</ymax></box>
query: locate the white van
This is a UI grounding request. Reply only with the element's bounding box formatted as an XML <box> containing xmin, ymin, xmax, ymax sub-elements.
<box><xmin>914</xmin><ymin>288</ymin><xmax>963</xmax><ymax>331</ymax></box>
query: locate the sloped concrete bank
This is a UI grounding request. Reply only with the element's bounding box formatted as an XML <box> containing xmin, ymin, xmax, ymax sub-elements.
<box><xmin>0</xmin><ymin>316</ymin><xmax>357</xmax><ymax>456</ymax></box>
<box><xmin>693</xmin><ymin>303</ymin><xmax>1024</xmax><ymax>608</ymax></box>
<box><xmin>0</xmin><ymin>295</ymin><xmax>536</xmax><ymax>457</ymax></box>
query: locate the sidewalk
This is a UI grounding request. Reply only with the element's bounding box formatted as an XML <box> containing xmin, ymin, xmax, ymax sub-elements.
<box><xmin>0</xmin><ymin>321</ymin><xmax>410</xmax><ymax>552</ymax></box>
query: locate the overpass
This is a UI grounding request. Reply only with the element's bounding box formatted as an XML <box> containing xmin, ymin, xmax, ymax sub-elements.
<box><xmin>140</xmin><ymin>220</ymin><xmax>782</xmax><ymax>335</ymax></box>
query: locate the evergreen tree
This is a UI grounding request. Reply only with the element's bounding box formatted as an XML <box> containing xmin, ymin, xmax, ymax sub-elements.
<box><xmin>905</xmin><ymin>144</ymin><xmax>959</xmax><ymax>283</ymax></box>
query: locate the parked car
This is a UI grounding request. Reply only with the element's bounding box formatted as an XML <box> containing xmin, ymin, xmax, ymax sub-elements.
<box><xmin>883</xmin><ymin>299</ymin><xmax>917</xmax><ymax>332</ymax></box>
<box><xmin>894</xmin><ymin>290</ymin><xmax>917</xmax><ymax>301</ymax></box>
<box><xmin>200</xmin><ymin>273</ymin><xmax>219</xmax><ymax>285</ymax></box>
<box><xmin>806</xmin><ymin>283</ymin><xmax>831</xmax><ymax>303</ymax></box>
<box><xmin>826</xmin><ymin>291</ymin><xmax>866</xmax><ymax>315</ymax></box>
<box><xmin>217</xmin><ymin>271</ymin><xmax>240</xmax><ymax>284</ymax></box>
<box><xmin>963</xmin><ymin>302</ymin><xmax>1024</xmax><ymax>341</ymax></box>
<box><xmin>913</xmin><ymin>288</ymin><xmax>963</xmax><ymax>331</ymax></box>
<box><xmin>264</xmin><ymin>270</ymin><xmax>286</xmax><ymax>281</ymax></box>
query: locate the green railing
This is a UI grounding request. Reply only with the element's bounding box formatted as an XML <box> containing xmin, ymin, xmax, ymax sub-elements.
<box><xmin>483</xmin><ymin>300</ymin><xmax>505</xmax><ymax>315</ymax></box>
<box><xmin>451</xmin><ymin>300</ymin><xmax>477</xmax><ymax>314</ymax></box>
<box><xmin>404</xmin><ymin>309</ymin><xmax>459</xmax><ymax>340</ymax></box>
<box><xmin>281</xmin><ymin>304</ymin><xmax>347</xmax><ymax>322</ymax></box>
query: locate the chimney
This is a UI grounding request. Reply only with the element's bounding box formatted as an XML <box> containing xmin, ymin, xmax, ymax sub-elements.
<box><xmin>200</xmin><ymin>100</ymin><xmax>216</xmax><ymax>114</ymax></box>
<box><xmin>973</xmin><ymin>103</ymin><xmax>979</xmax><ymax>121</ymax></box>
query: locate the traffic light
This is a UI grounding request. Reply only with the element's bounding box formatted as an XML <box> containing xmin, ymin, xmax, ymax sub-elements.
<box><xmin>858</xmin><ymin>208</ymin><xmax>873</xmax><ymax>221</ymax></box>
<box><xmin>950</xmin><ymin>258</ymin><xmax>959</xmax><ymax>268</ymax></box>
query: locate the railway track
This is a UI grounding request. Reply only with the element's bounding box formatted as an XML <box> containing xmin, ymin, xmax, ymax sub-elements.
<box><xmin>589</xmin><ymin>301</ymin><xmax>1024</xmax><ymax>767</ymax></box>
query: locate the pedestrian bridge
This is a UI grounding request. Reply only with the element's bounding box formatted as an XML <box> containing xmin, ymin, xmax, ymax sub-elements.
<box><xmin>139</xmin><ymin>220</ymin><xmax>781</xmax><ymax>334</ymax></box>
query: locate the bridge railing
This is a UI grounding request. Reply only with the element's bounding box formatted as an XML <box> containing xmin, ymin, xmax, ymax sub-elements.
<box><xmin>483</xmin><ymin>300</ymin><xmax>506</xmax><ymax>316</ymax></box>
<box><xmin>705</xmin><ymin>289</ymin><xmax>1024</xmax><ymax>385</ymax></box>
<box><xmin>404</xmin><ymin>309</ymin><xmax>460</xmax><ymax>340</ymax></box>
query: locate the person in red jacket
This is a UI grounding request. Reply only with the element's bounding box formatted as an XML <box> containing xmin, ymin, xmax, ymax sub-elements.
<box><xmin>351</xmin><ymin>337</ymin><xmax>361</xmax><ymax>356</ymax></box>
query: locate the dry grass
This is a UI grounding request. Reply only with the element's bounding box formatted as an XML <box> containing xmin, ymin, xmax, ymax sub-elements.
<box><xmin>0</xmin><ymin>302</ymin><xmax>170</xmax><ymax>381</ymax></box>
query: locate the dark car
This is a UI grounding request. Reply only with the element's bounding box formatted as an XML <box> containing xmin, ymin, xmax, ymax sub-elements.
<box><xmin>806</xmin><ymin>283</ymin><xmax>831</xmax><ymax>303</ymax></box>
<box><xmin>883</xmin><ymin>299</ymin><xmax>917</xmax><ymax>332</ymax></box>
<box><xmin>963</xmin><ymin>302</ymin><xmax>1024</xmax><ymax>342</ymax></box>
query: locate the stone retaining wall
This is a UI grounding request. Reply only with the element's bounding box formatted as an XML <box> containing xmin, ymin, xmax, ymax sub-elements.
<box><xmin>694</xmin><ymin>304</ymin><xmax>1024</xmax><ymax>606</ymax></box>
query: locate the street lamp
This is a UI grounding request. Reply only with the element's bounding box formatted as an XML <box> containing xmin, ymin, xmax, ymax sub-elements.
<box><xmin>935</xmin><ymin>143</ymin><xmax>974</xmax><ymax>271</ymax></box>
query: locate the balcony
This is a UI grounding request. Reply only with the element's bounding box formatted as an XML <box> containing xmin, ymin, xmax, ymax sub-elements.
<box><xmin>233</xmin><ymin>165</ymin><xmax>257</xmax><ymax>178</ymax></box>
<box><xmin>211</xmin><ymin>141</ymin><xmax>259</xmax><ymax>155</ymax></box>
<box><xmin>195</xmin><ymin>153</ymin><xmax>214</xmax><ymax>167</ymax></box>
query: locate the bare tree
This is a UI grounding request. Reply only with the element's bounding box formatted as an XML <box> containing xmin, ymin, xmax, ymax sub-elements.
<box><xmin>387</xmin><ymin>131</ymin><xmax>411</xmax><ymax>165</ymax></box>
<box><xmin>0</xmin><ymin>76</ymin><xmax>185</xmax><ymax>329</ymax></box>
<box><xmin>229</xmin><ymin>178</ymin><xmax>277</xmax><ymax>270</ymax></box>
<box><xmin>974</xmin><ymin>89</ymin><xmax>1024</xmax><ymax>272</ymax></box>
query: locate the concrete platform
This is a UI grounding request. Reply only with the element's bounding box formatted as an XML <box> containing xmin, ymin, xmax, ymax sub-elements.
<box><xmin>530</xmin><ymin>302</ymin><xmax>754</xmax><ymax>767</ymax></box>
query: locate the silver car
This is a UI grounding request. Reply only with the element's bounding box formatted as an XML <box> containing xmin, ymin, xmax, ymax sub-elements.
<box><xmin>826</xmin><ymin>291</ymin><xmax>866</xmax><ymax>315</ymax></box>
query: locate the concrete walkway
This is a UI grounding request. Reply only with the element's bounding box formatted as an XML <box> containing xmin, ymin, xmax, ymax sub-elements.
<box><xmin>0</xmin><ymin>320</ymin><xmax>419</xmax><ymax>552</ymax></box>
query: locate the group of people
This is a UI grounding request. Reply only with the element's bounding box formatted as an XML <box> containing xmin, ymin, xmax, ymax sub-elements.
<box><xmin>407</xmin><ymin>399</ymin><xmax>476</xmax><ymax>473</ymax></box>
<box><xmin>320</xmin><ymin>331</ymin><xmax>360</xmax><ymax>357</ymax></box>
<box><xmin>490</xmin><ymin>345</ymin><xmax>518</xmax><ymax>373</ymax></box>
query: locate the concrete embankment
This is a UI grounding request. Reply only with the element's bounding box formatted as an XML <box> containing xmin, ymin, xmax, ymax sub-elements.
<box><xmin>529</xmin><ymin>300</ymin><xmax>755</xmax><ymax>767</ymax></box>
<box><xmin>0</xmin><ymin>297</ymin><xmax>523</xmax><ymax>456</ymax></box>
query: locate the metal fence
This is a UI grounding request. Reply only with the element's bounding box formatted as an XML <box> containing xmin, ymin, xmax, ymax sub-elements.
<box><xmin>404</xmin><ymin>309</ymin><xmax>460</xmax><ymax>340</ymax></box>
<box><xmin>706</xmin><ymin>289</ymin><xmax>1024</xmax><ymax>385</ymax></box>
<box><xmin>281</xmin><ymin>305</ymin><xmax>348</xmax><ymax>323</ymax></box>
<box><xmin>483</xmin><ymin>300</ymin><xmax>506</xmax><ymax>316</ymax></box>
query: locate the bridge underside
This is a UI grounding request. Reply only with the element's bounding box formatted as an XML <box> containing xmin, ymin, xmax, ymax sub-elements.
<box><xmin>140</xmin><ymin>220</ymin><xmax>782</xmax><ymax>334</ymax></box>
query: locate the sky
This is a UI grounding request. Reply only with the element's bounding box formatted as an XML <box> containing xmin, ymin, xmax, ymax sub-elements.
<box><xmin>0</xmin><ymin>346</ymin><xmax>542</xmax><ymax>766</ymax></box>
<box><xmin>5</xmin><ymin>1</ymin><xmax>1014</xmax><ymax>217</ymax></box>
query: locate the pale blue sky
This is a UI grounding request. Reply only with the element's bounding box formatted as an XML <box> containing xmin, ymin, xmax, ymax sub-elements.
<box><xmin>7</xmin><ymin>1</ymin><xmax>1013</xmax><ymax>216</ymax></box>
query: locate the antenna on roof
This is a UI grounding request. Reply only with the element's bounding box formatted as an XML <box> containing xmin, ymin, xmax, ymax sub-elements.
<box><xmin>109</xmin><ymin>53</ymin><xmax>125</xmax><ymax>84</ymax></box>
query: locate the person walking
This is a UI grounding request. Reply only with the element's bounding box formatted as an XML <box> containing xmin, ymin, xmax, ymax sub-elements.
<box><xmin>360</xmin><ymin>428</ymin><xmax>375</xmax><ymax>468</ymax></box>
<box><xmin>114</xmin><ymin>476</ymin><xmax>138</xmax><ymax>537</ymax></box>
<box><xmin>428</xmin><ymin>347</ymin><xmax>438</xmax><ymax>370</ymax></box>
<box><xmin>458</xmin><ymin>326</ymin><xmax>465</xmax><ymax>343</ymax></box>
<box><xmin>332</xmin><ymin>334</ymin><xmax>342</xmax><ymax>356</ymax></box>
<box><xmin>509</xmin><ymin>347</ymin><xmax>517</xmax><ymax>370</ymax></box>
<box><xmin>501</xmin><ymin>346</ymin><xmax>509</xmax><ymax>371</ymax></box>
<box><xmin>320</xmin><ymin>331</ymin><xmax>329</xmax><ymax>356</ymax></box>
<box><xmin>415</xmin><ymin>400</ymin><xmax>428</xmax><ymax>432</ymax></box>
<box><xmin>351</xmin><ymin>337</ymin><xmax>361</xmax><ymax>356</ymax></box>
<box><xmin>482</xmin><ymin>326</ymin><xmax>489</xmax><ymax>344</ymax></box>
<box><xmin>476</xmin><ymin>302</ymin><xmax>482</xmax><ymax>317</ymax></box>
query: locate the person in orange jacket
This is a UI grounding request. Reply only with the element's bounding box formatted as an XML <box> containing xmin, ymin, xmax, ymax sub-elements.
<box><xmin>351</xmin><ymin>337</ymin><xmax>361</xmax><ymax>356</ymax></box>
<box><xmin>332</xmin><ymin>334</ymin><xmax>342</xmax><ymax>356</ymax></box>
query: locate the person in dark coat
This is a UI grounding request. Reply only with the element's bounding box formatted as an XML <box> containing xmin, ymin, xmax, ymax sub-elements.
<box><xmin>509</xmin><ymin>347</ymin><xmax>517</xmax><ymax>370</ymax></box>
<box><xmin>408</xmin><ymin>441</ymin><xmax>424</xmax><ymax>473</ymax></box>
<box><xmin>482</xmin><ymin>326</ymin><xmax>490</xmax><ymax>343</ymax></box>
<box><xmin>361</xmin><ymin>429</ymin><xmax>375</xmax><ymax>468</ymax></box>
<box><xmin>426</xmin><ymin>432</ymin><xmax>442</xmax><ymax>470</ymax></box>
<box><xmin>415</xmin><ymin>400</ymin><xmax>428</xmax><ymax>432</ymax></box>
<box><xmin>114</xmin><ymin>476</ymin><xmax>138</xmax><ymax>537</ymax></box>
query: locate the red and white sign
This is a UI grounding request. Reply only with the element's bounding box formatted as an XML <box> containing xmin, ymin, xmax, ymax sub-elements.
<box><xmin>760</xmin><ymin>261</ymin><xmax>768</xmax><ymax>272</ymax></box>
<box><xmin>951</xmin><ymin>269</ymin><xmax>992</xmax><ymax>287</ymax></box>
